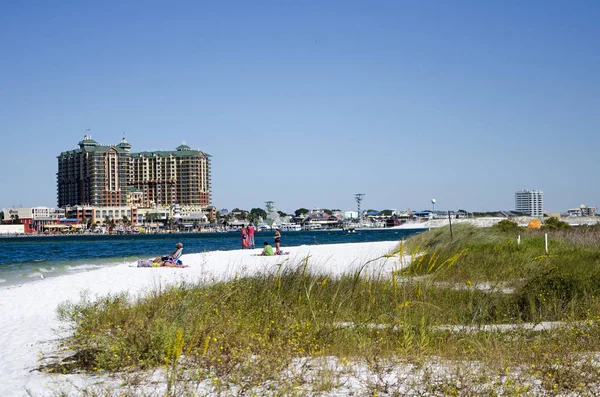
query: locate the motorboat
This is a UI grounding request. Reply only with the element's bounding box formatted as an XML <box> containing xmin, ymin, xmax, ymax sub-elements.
<box><xmin>278</xmin><ymin>223</ymin><xmax>302</xmax><ymax>231</ymax></box>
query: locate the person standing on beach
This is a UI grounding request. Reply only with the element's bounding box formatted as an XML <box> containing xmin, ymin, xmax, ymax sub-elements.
<box><xmin>274</xmin><ymin>227</ymin><xmax>281</xmax><ymax>253</ymax></box>
<box><xmin>241</xmin><ymin>224</ymin><xmax>250</xmax><ymax>249</ymax></box>
<box><xmin>247</xmin><ymin>223</ymin><xmax>256</xmax><ymax>249</ymax></box>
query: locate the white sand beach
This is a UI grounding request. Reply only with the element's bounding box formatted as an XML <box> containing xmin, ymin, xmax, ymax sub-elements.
<box><xmin>0</xmin><ymin>241</ymin><xmax>404</xmax><ymax>397</ymax></box>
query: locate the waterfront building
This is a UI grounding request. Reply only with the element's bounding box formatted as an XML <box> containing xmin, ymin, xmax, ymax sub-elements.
<box><xmin>57</xmin><ymin>136</ymin><xmax>211</xmax><ymax>208</ymax></box>
<box><xmin>130</xmin><ymin>143</ymin><xmax>211</xmax><ymax>207</ymax></box>
<box><xmin>567</xmin><ymin>205</ymin><xmax>596</xmax><ymax>217</ymax></box>
<box><xmin>292</xmin><ymin>210</ymin><xmax>342</xmax><ymax>229</ymax></box>
<box><xmin>136</xmin><ymin>205</ymin><xmax>215</xmax><ymax>224</ymax></box>
<box><xmin>413</xmin><ymin>210</ymin><xmax>434</xmax><ymax>219</ymax></box>
<box><xmin>515</xmin><ymin>190</ymin><xmax>544</xmax><ymax>217</ymax></box>
<box><xmin>65</xmin><ymin>205</ymin><xmax>139</xmax><ymax>225</ymax></box>
<box><xmin>57</xmin><ymin>136</ymin><xmax>131</xmax><ymax>207</ymax></box>
<box><xmin>343</xmin><ymin>211</ymin><xmax>359</xmax><ymax>220</ymax></box>
<box><xmin>176</xmin><ymin>204</ymin><xmax>216</xmax><ymax>221</ymax></box>
<box><xmin>2</xmin><ymin>206</ymin><xmax>66</xmax><ymax>233</ymax></box>
<box><xmin>2</xmin><ymin>206</ymin><xmax>65</xmax><ymax>221</ymax></box>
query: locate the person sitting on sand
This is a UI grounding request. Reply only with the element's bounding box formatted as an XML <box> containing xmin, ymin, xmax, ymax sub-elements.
<box><xmin>153</xmin><ymin>242</ymin><xmax>185</xmax><ymax>266</ymax></box>
<box><xmin>260</xmin><ymin>241</ymin><xmax>274</xmax><ymax>256</ymax></box>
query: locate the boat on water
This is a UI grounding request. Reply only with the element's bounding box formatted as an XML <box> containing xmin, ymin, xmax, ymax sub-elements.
<box><xmin>278</xmin><ymin>223</ymin><xmax>302</xmax><ymax>231</ymax></box>
<box><xmin>256</xmin><ymin>223</ymin><xmax>272</xmax><ymax>231</ymax></box>
<box><xmin>342</xmin><ymin>223</ymin><xmax>358</xmax><ymax>232</ymax></box>
<box><xmin>303</xmin><ymin>224</ymin><xmax>323</xmax><ymax>231</ymax></box>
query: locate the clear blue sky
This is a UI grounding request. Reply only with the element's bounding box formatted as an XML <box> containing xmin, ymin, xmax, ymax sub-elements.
<box><xmin>1</xmin><ymin>1</ymin><xmax>598</xmax><ymax>214</ymax></box>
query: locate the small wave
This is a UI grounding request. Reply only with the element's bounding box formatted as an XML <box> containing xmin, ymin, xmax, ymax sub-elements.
<box><xmin>27</xmin><ymin>272</ymin><xmax>44</xmax><ymax>279</ymax></box>
<box><xmin>65</xmin><ymin>264</ymin><xmax>105</xmax><ymax>271</ymax></box>
<box><xmin>0</xmin><ymin>279</ymin><xmax>6</xmax><ymax>283</ymax></box>
<box><xmin>38</xmin><ymin>267</ymin><xmax>56</xmax><ymax>273</ymax></box>
<box><xmin>33</xmin><ymin>259</ymin><xmax>47</xmax><ymax>262</ymax></box>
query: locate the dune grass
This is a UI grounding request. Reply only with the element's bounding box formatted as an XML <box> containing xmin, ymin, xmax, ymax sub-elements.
<box><xmin>400</xmin><ymin>223</ymin><xmax>600</xmax><ymax>322</ymax></box>
<box><xmin>47</xmin><ymin>224</ymin><xmax>600</xmax><ymax>395</ymax></box>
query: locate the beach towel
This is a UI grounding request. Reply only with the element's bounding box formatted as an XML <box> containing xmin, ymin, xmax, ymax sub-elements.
<box><xmin>137</xmin><ymin>259</ymin><xmax>159</xmax><ymax>267</ymax></box>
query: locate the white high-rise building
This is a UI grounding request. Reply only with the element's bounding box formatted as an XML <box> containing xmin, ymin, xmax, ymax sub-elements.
<box><xmin>515</xmin><ymin>190</ymin><xmax>544</xmax><ymax>216</ymax></box>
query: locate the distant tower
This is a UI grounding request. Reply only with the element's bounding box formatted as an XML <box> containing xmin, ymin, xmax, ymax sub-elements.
<box><xmin>355</xmin><ymin>193</ymin><xmax>365</xmax><ymax>221</ymax></box>
<box><xmin>431</xmin><ymin>198</ymin><xmax>436</xmax><ymax>212</ymax></box>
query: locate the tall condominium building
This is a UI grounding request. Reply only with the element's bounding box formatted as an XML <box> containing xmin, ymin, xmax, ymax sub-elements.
<box><xmin>57</xmin><ymin>136</ymin><xmax>211</xmax><ymax>208</ymax></box>
<box><xmin>515</xmin><ymin>190</ymin><xmax>544</xmax><ymax>216</ymax></box>
<box><xmin>130</xmin><ymin>144</ymin><xmax>211</xmax><ymax>207</ymax></box>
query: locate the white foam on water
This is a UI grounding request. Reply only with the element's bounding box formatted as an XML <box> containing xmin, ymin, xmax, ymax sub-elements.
<box><xmin>63</xmin><ymin>260</ymin><xmax>139</xmax><ymax>273</ymax></box>
<box><xmin>64</xmin><ymin>263</ymin><xmax>108</xmax><ymax>271</ymax></box>
<box><xmin>38</xmin><ymin>266</ymin><xmax>56</xmax><ymax>273</ymax></box>
<box><xmin>0</xmin><ymin>279</ymin><xmax>6</xmax><ymax>283</ymax></box>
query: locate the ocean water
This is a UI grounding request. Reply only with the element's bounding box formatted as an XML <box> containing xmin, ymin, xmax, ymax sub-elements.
<box><xmin>0</xmin><ymin>229</ymin><xmax>421</xmax><ymax>287</ymax></box>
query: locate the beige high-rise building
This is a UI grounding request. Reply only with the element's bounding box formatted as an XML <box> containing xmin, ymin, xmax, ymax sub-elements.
<box><xmin>57</xmin><ymin>137</ymin><xmax>211</xmax><ymax>208</ymax></box>
<box><xmin>130</xmin><ymin>144</ymin><xmax>211</xmax><ymax>207</ymax></box>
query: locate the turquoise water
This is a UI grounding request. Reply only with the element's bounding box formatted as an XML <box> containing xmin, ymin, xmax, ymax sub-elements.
<box><xmin>0</xmin><ymin>229</ymin><xmax>421</xmax><ymax>287</ymax></box>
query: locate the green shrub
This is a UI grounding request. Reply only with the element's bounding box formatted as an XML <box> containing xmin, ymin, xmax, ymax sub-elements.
<box><xmin>543</xmin><ymin>217</ymin><xmax>571</xmax><ymax>230</ymax></box>
<box><xmin>493</xmin><ymin>219</ymin><xmax>521</xmax><ymax>233</ymax></box>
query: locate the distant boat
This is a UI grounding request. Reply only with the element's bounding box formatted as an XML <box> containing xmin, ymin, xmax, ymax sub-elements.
<box><xmin>278</xmin><ymin>223</ymin><xmax>302</xmax><ymax>231</ymax></box>
<box><xmin>257</xmin><ymin>223</ymin><xmax>272</xmax><ymax>231</ymax></box>
<box><xmin>303</xmin><ymin>224</ymin><xmax>323</xmax><ymax>231</ymax></box>
<box><xmin>343</xmin><ymin>224</ymin><xmax>356</xmax><ymax>233</ymax></box>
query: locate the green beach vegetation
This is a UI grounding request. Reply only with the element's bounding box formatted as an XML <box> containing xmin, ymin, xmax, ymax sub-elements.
<box><xmin>48</xmin><ymin>224</ymin><xmax>600</xmax><ymax>395</ymax></box>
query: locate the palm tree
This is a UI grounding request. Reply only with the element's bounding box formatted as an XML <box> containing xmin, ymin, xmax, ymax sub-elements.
<box><xmin>104</xmin><ymin>216</ymin><xmax>115</xmax><ymax>233</ymax></box>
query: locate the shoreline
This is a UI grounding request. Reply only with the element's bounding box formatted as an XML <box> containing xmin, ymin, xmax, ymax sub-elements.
<box><xmin>2</xmin><ymin>216</ymin><xmax>597</xmax><ymax>239</ymax></box>
<box><xmin>0</xmin><ymin>229</ymin><xmax>420</xmax><ymax>289</ymax></box>
<box><xmin>0</xmin><ymin>227</ymin><xmax>385</xmax><ymax>239</ymax></box>
<box><xmin>0</xmin><ymin>240</ymin><xmax>403</xmax><ymax>396</ymax></box>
